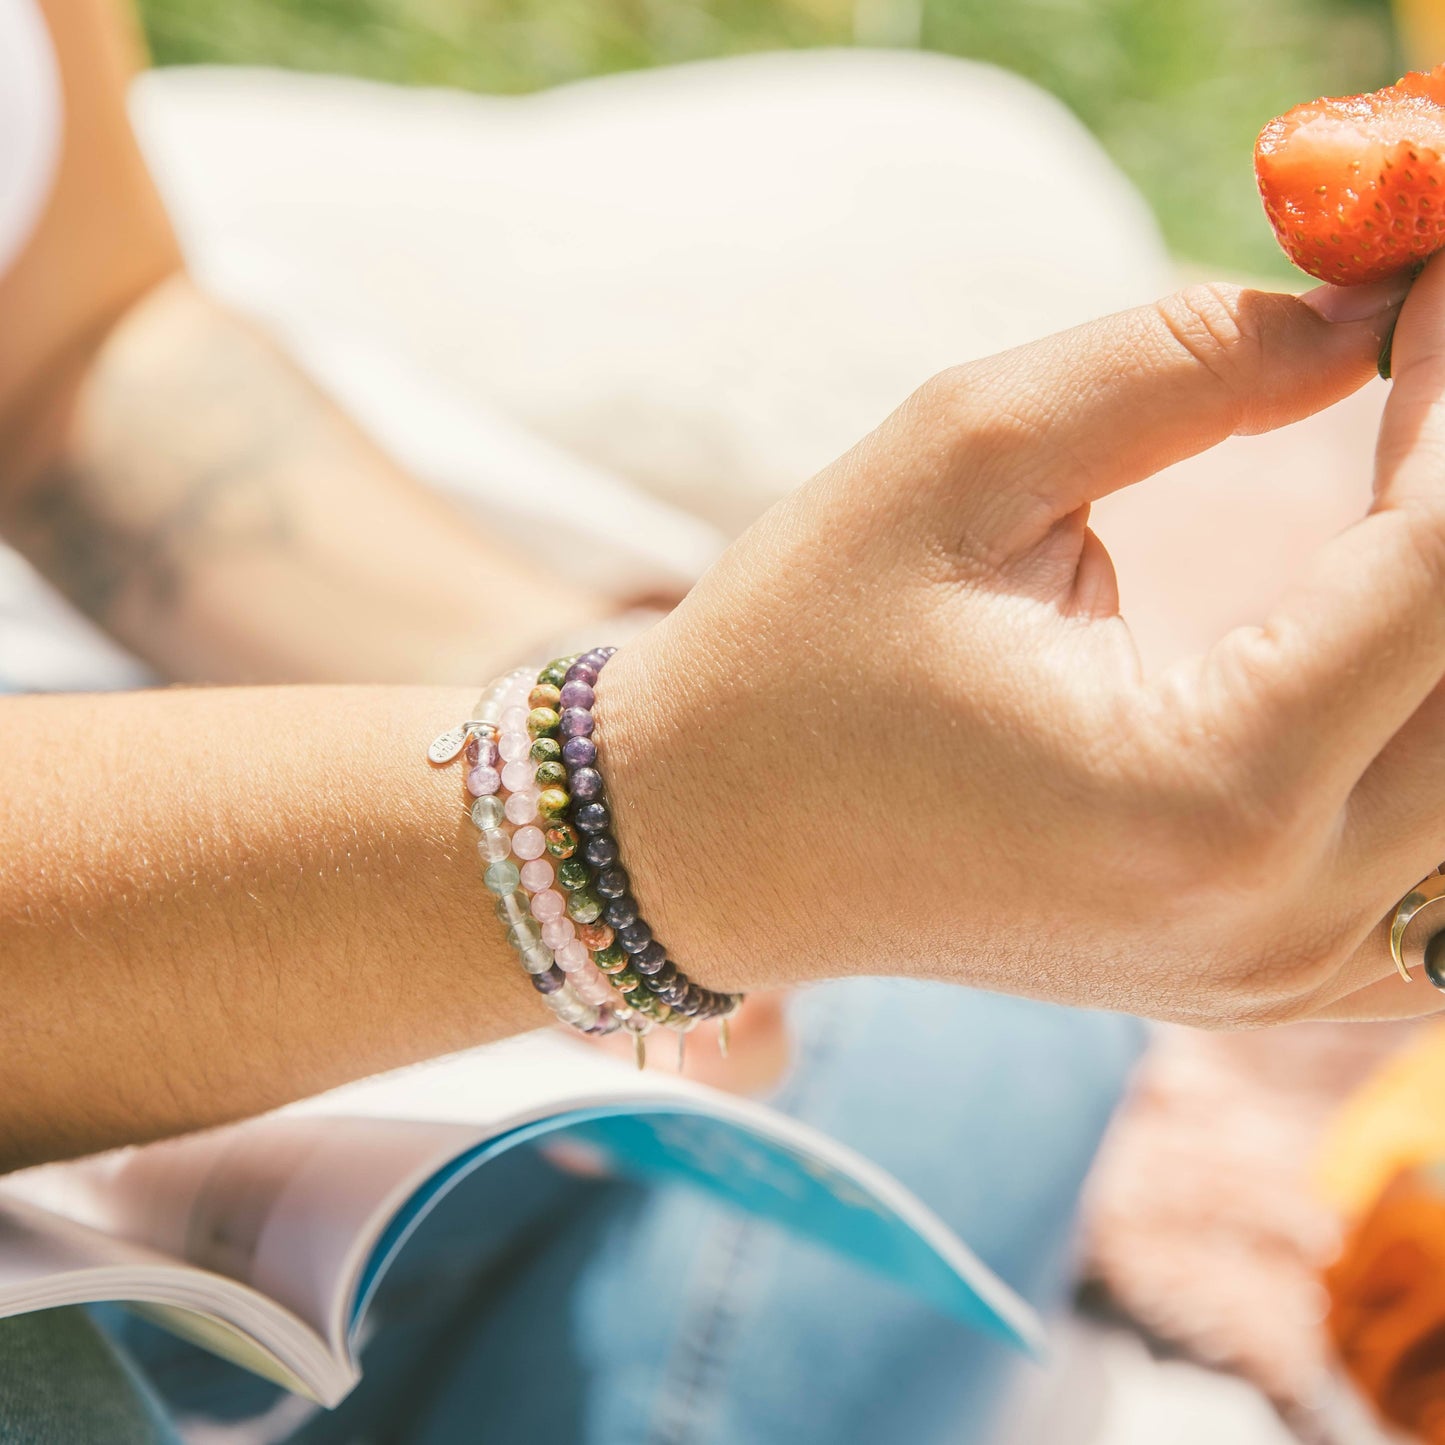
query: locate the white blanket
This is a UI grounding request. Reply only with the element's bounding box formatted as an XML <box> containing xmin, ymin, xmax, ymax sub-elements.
<box><xmin>0</xmin><ymin>50</ymin><xmax>1172</xmax><ymax>690</ymax></box>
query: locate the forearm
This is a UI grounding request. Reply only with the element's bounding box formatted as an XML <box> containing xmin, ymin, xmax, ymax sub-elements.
<box><xmin>0</xmin><ymin>273</ymin><xmax>608</xmax><ymax>685</ymax></box>
<box><xmin>0</xmin><ymin>683</ymin><xmax>550</xmax><ymax>1171</ymax></box>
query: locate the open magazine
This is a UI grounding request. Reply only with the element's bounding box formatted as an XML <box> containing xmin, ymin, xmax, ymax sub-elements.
<box><xmin>0</xmin><ymin>1033</ymin><xmax>1042</xmax><ymax>1407</ymax></box>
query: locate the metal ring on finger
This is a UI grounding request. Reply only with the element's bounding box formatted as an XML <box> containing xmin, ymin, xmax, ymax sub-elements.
<box><xmin>1389</xmin><ymin>864</ymin><xmax>1445</xmax><ymax>988</ymax></box>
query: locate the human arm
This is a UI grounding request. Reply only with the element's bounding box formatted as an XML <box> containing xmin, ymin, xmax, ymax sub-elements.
<box><xmin>7</xmin><ymin>268</ymin><xmax>1445</xmax><ymax>1171</ymax></box>
<box><xmin>0</xmin><ymin>683</ymin><xmax>536</xmax><ymax>1171</ymax></box>
<box><xmin>0</xmin><ymin>0</ymin><xmax>608</xmax><ymax>685</ymax></box>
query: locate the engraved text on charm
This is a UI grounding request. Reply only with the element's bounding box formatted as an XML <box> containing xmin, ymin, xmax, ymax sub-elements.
<box><xmin>427</xmin><ymin>724</ymin><xmax>472</xmax><ymax>766</ymax></box>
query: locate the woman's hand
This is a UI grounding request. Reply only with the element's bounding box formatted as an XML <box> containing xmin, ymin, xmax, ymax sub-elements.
<box><xmin>599</xmin><ymin>261</ymin><xmax>1445</xmax><ymax>1028</ymax></box>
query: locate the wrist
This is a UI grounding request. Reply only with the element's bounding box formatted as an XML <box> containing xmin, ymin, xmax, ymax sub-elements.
<box><xmin>595</xmin><ymin>625</ymin><xmax>804</xmax><ymax>998</ymax></box>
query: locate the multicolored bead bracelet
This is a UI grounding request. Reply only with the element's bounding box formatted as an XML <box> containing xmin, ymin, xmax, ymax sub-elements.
<box><xmin>429</xmin><ymin>667</ymin><xmax>621</xmax><ymax>1040</ymax></box>
<box><xmin>428</xmin><ymin>648</ymin><xmax>743</xmax><ymax>1065</ymax></box>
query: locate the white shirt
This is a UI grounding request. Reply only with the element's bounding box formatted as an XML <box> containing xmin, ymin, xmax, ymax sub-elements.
<box><xmin>0</xmin><ymin>0</ymin><xmax>59</xmax><ymax>277</ymax></box>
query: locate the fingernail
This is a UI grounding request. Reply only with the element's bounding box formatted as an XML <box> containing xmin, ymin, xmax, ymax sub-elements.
<box><xmin>1301</xmin><ymin>272</ymin><xmax>1414</xmax><ymax>324</ymax></box>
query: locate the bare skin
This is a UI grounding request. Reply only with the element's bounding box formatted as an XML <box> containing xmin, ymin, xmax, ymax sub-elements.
<box><xmin>7</xmin><ymin>4</ymin><xmax>1445</xmax><ymax>1176</ymax></box>
<box><xmin>8</xmin><ymin>267</ymin><xmax>1445</xmax><ymax>1174</ymax></box>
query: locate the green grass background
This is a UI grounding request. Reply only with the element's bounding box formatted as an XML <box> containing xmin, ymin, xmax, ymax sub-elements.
<box><xmin>135</xmin><ymin>0</ymin><xmax>1402</xmax><ymax>277</ymax></box>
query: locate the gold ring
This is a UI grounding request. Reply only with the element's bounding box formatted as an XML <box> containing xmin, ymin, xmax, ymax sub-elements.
<box><xmin>1390</xmin><ymin>866</ymin><xmax>1445</xmax><ymax>982</ymax></box>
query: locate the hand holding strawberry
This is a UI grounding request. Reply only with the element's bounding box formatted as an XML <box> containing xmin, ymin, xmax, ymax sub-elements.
<box><xmin>599</xmin><ymin>260</ymin><xmax>1445</xmax><ymax>1027</ymax></box>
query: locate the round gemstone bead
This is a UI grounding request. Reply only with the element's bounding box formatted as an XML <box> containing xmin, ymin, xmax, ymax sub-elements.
<box><xmin>500</xmin><ymin>705</ymin><xmax>529</xmax><ymax>733</ymax></box>
<box><xmin>477</xmin><ymin>829</ymin><xmax>512</xmax><ymax>863</ymax></box>
<box><xmin>517</xmin><ymin>943</ymin><xmax>553</xmax><ymax>975</ymax></box>
<box><xmin>583</xmin><ymin>834</ymin><xmax>618</xmax><ymax>869</ymax></box>
<box><xmin>467</xmin><ymin>735</ymin><xmax>499</xmax><ymax>769</ymax></box>
<box><xmin>617</xmin><ymin>920</ymin><xmax>653</xmax><ymax>953</ymax></box>
<box><xmin>537</xmin><ymin>787</ymin><xmax>571</xmax><ymax>822</ymax></box>
<box><xmin>528</xmin><ymin>683</ymin><xmax>562</xmax><ymax>711</ymax></box>
<box><xmin>557</xmin><ymin>940</ymin><xmax>590</xmax><ymax>973</ymax></box>
<box><xmin>544</xmin><ymin>824</ymin><xmax>579</xmax><ymax>859</ymax></box>
<box><xmin>647</xmin><ymin>959</ymin><xmax>678</xmax><ymax>987</ymax></box>
<box><xmin>576</xmin><ymin>975</ymin><xmax>615</xmax><ymax>1008</ymax></box>
<box><xmin>495</xmin><ymin>890</ymin><xmax>530</xmax><ymax>926</ymax></box>
<box><xmin>520</xmin><ymin>858</ymin><xmax>554</xmax><ymax>893</ymax></box>
<box><xmin>541</xmin><ymin>917</ymin><xmax>575</xmax><ymax>949</ymax></box>
<box><xmin>1427</xmin><ymin>931</ymin><xmax>1445</xmax><ymax>991</ymax></box>
<box><xmin>501</xmin><ymin>759</ymin><xmax>536</xmax><ymax>792</ymax></box>
<box><xmin>558</xmin><ymin>680</ymin><xmax>596</xmax><ymax>710</ymax></box>
<box><xmin>565</xmin><ymin>660</ymin><xmax>600</xmax><ymax>687</ymax></box>
<box><xmin>570</xmin><ymin>767</ymin><xmax>604</xmax><ymax>802</ymax></box>
<box><xmin>506</xmin><ymin>918</ymin><xmax>542</xmax><ymax>950</ymax></box>
<box><xmin>556</xmin><ymin>859</ymin><xmax>590</xmax><ymax>892</ymax></box>
<box><xmin>603</xmin><ymin>895</ymin><xmax>638</xmax><ymax>929</ymax></box>
<box><xmin>559</xmin><ymin>708</ymin><xmax>594</xmax><ymax>739</ymax></box>
<box><xmin>554</xmin><ymin>997</ymin><xmax>592</xmax><ymax>1027</ymax></box>
<box><xmin>505</xmin><ymin>789</ymin><xmax>540</xmax><ymax>825</ymax></box>
<box><xmin>471</xmin><ymin>795</ymin><xmax>506</xmax><ymax>830</ymax></box>
<box><xmin>566</xmin><ymin>890</ymin><xmax>603</xmax><ymax>924</ymax></box>
<box><xmin>530</xmin><ymin>889</ymin><xmax>566</xmax><ymax>923</ymax></box>
<box><xmin>576</xmin><ymin>921</ymin><xmax>614</xmax><ymax>951</ymax></box>
<box><xmin>510</xmin><ymin>825</ymin><xmax>545</xmax><ymax>861</ymax></box>
<box><xmin>573</xmin><ymin>802</ymin><xmax>610</xmax><ymax>835</ymax></box>
<box><xmin>531</xmin><ymin>965</ymin><xmax>567</xmax><ymax>995</ymax></box>
<box><xmin>498</xmin><ymin>731</ymin><xmax>532</xmax><ymax>764</ymax></box>
<box><xmin>593</xmin><ymin>943</ymin><xmax>628</xmax><ymax>973</ymax></box>
<box><xmin>612</xmin><ymin>968</ymin><xmax>642</xmax><ymax>992</ymax></box>
<box><xmin>533</xmin><ymin>760</ymin><xmax>567</xmax><ymax>790</ymax></box>
<box><xmin>562</xmin><ymin>736</ymin><xmax>597</xmax><ymax>769</ymax></box>
<box><xmin>539</xmin><ymin>660</ymin><xmax>570</xmax><ymax>689</ymax></box>
<box><xmin>483</xmin><ymin>859</ymin><xmax>521</xmax><ymax>895</ymax></box>
<box><xmin>527</xmin><ymin>707</ymin><xmax>561</xmax><ymax>739</ymax></box>
<box><xmin>634</xmin><ymin>941</ymin><xmax>667</xmax><ymax>974</ymax></box>
<box><xmin>530</xmin><ymin>736</ymin><xmax>562</xmax><ymax>765</ymax></box>
<box><xmin>594</xmin><ymin>865</ymin><xmax>629</xmax><ymax>898</ymax></box>
<box><xmin>466</xmin><ymin>766</ymin><xmax>501</xmax><ymax>797</ymax></box>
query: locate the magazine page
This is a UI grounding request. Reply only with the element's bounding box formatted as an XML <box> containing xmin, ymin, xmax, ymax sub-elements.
<box><xmin>0</xmin><ymin>1032</ymin><xmax>1042</xmax><ymax>1391</ymax></box>
<box><xmin>0</xmin><ymin>1189</ymin><xmax>342</xmax><ymax>1399</ymax></box>
<box><xmin>1</xmin><ymin>1114</ymin><xmax>490</xmax><ymax>1359</ymax></box>
<box><xmin>305</xmin><ymin>1037</ymin><xmax>1044</xmax><ymax>1354</ymax></box>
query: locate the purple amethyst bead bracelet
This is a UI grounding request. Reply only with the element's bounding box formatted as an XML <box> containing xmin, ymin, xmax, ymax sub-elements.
<box><xmin>542</xmin><ymin>648</ymin><xmax>742</xmax><ymax>1031</ymax></box>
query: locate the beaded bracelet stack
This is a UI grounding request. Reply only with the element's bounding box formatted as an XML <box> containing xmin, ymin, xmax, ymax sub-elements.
<box><xmin>428</xmin><ymin>647</ymin><xmax>743</xmax><ymax>1065</ymax></box>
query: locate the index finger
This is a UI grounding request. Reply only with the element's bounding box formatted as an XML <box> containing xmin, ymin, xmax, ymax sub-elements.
<box><xmin>1201</xmin><ymin>251</ymin><xmax>1445</xmax><ymax>794</ymax></box>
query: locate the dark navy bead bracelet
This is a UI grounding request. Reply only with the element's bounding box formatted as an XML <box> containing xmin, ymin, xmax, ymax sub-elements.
<box><xmin>534</xmin><ymin>647</ymin><xmax>742</xmax><ymax>1029</ymax></box>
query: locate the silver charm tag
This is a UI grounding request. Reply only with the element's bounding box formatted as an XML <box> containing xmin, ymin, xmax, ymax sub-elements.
<box><xmin>427</xmin><ymin>724</ymin><xmax>471</xmax><ymax>765</ymax></box>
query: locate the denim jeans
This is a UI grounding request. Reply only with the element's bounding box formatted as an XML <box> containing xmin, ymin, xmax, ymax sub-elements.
<box><xmin>1</xmin><ymin>981</ymin><xmax>1144</xmax><ymax>1444</ymax></box>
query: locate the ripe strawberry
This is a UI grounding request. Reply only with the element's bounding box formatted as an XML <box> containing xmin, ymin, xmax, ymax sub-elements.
<box><xmin>1256</xmin><ymin>65</ymin><xmax>1445</xmax><ymax>286</ymax></box>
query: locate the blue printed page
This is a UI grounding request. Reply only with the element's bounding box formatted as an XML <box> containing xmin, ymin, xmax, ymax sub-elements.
<box><xmin>351</xmin><ymin>1097</ymin><xmax>1041</xmax><ymax>1355</ymax></box>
